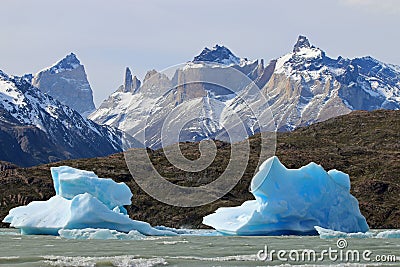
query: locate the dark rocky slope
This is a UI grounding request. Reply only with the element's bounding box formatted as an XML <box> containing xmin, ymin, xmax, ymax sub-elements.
<box><xmin>0</xmin><ymin>71</ymin><xmax>138</xmax><ymax>167</ymax></box>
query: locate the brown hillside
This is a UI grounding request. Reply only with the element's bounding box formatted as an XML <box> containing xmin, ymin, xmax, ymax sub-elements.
<box><xmin>0</xmin><ymin>110</ymin><xmax>399</xmax><ymax>229</ymax></box>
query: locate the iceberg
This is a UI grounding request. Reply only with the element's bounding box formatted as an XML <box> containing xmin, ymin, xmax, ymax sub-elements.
<box><xmin>203</xmin><ymin>156</ymin><xmax>369</xmax><ymax>235</ymax></box>
<box><xmin>375</xmin><ymin>230</ymin><xmax>400</xmax><ymax>238</ymax></box>
<box><xmin>3</xmin><ymin>166</ymin><xmax>176</xmax><ymax>236</ymax></box>
<box><xmin>51</xmin><ymin>166</ymin><xmax>132</xmax><ymax>213</ymax></box>
<box><xmin>58</xmin><ymin>228</ymin><xmax>145</xmax><ymax>240</ymax></box>
<box><xmin>314</xmin><ymin>226</ymin><xmax>373</xmax><ymax>239</ymax></box>
<box><xmin>315</xmin><ymin>226</ymin><xmax>400</xmax><ymax>239</ymax></box>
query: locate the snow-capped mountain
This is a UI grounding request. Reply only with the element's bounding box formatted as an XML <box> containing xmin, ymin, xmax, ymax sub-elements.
<box><xmin>89</xmin><ymin>46</ymin><xmax>267</xmax><ymax>148</ymax></box>
<box><xmin>90</xmin><ymin>37</ymin><xmax>400</xmax><ymax>148</ymax></box>
<box><xmin>263</xmin><ymin>35</ymin><xmax>400</xmax><ymax>130</ymax></box>
<box><xmin>32</xmin><ymin>53</ymin><xmax>96</xmax><ymax>117</ymax></box>
<box><xmin>0</xmin><ymin>70</ymin><xmax>138</xmax><ymax>166</ymax></box>
<box><xmin>193</xmin><ymin>45</ymin><xmax>246</xmax><ymax>66</ymax></box>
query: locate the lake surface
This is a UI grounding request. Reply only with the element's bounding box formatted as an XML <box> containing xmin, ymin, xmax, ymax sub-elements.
<box><xmin>0</xmin><ymin>228</ymin><xmax>399</xmax><ymax>266</ymax></box>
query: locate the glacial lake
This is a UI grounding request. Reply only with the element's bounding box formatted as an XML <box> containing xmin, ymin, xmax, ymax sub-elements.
<box><xmin>0</xmin><ymin>228</ymin><xmax>399</xmax><ymax>267</ymax></box>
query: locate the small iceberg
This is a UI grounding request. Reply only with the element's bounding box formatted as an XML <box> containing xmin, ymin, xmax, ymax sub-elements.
<box><xmin>203</xmin><ymin>156</ymin><xmax>369</xmax><ymax>235</ymax></box>
<box><xmin>3</xmin><ymin>166</ymin><xmax>176</xmax><ymax>236</ymax></box>
<box><xmin>315</xmin><ymin>226</ymin><xmax>400</xmax><ymax>239</ymax></box>
<box><xmin>314</xmin><ymin>226</ymin><xmax>373</xmax><ymax>238</ymax></box>
<box><xmin>375</xmin><ymin>230</ymin><xmax>400</xmax><ymax>238</ymax></box>
<box><xmin>58</xmin><ymin>228</ymin><xmax>145</xmax><ymax>240</ymax></box>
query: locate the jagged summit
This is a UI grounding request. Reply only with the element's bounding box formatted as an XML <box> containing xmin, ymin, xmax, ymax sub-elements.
<box><xmin>122</xmin><ymin>67</ymin><xmax>141</xmax><ymax>93</ymax></box>
<box><xmin>124</xmin><ymin>67</ymin><xmax>133</xmax><ymax>92</ymax></box>
<box><xmin>275</xmin><ymin>35</ymin><xmax>325</xmax><ymax>74</ymax></box>
<box><xmin>193</xmin><ymin>44</ymin><xmax>241</xmax><ymax>65</ymax></box>
<box><xmin>32</xmin><ymin>53</ymin><xmax>95</xmax><ymax>116</ymax></box>
<box><xmin>293</xmin><ymin>35</ymin><xmax>312</xmax><ymax>52</ymax></box>
<box><xmin>49</xmin><ymin>53</ymin><xmax>81</xmax><ymax>74</ymax></box>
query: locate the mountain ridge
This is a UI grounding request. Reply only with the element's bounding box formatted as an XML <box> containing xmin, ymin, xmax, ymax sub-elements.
<box><xmin>0</xmin><ymin>70</ymin><xmax>139</xmax><ymax>167</ymax></box>
<box><xmin>90</xmin><ymin>35</ymin><xmax>400</xmax><ymax>148</ymax></box>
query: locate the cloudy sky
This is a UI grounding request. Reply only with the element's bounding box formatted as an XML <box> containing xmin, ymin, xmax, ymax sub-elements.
<box><xmin>1</xmin><ymin>0</ymin><xmax>399</xmax><ymax>105</ymax></box>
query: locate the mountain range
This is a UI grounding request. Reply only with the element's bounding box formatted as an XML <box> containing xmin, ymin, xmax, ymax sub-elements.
<box><xmin>0</xmin><ymin>35</ymin><xmax>399</xmax><ymax>166</ymax></box>
<box><xmin>90</xmin><ymin>36</ymin><xmax>400</xmax><ymax>149</ymax></box>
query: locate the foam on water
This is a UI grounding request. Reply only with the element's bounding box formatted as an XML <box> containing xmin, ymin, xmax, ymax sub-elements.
<box><xmin>158</xmin><ymin>240</ymin><xmax>189</xmax><ymax>245</ymax></box>
<box><xmin>0</xmin><ymin>228</ymin><xmax>399</xmax><ymax>266</ymax></box>
<box><xmin>153</xmin><ymin>226</ymin><xmax>220</xmax><ymax>236</ymax></box>
<box><xmin>0</xmin><ymin>230</ymin><xmax>20</xmax><ymax>236</ymax></box>
<box><xmin>0</xmin><ymin>256</ymin><xmax>20</xmax><ymax>260</ymax></box>
<box><xmin>42</xmin><ymin>255</ymin><xmax>168</xmax><ymax>267</ymax></box>
<box><xmin>166</xmin><ymin>254</ymin><xmax>258</xmax><ymax>262</ymax></box>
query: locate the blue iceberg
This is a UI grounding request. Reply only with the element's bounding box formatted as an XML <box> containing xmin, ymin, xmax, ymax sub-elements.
<box><xmin>3</xmin><ymin>166</ymin><xmax>176</xmax><ymax>236</ymax></box>
<box><xmin>51</xmin><ymin>166</ymin><xmax>132</xmax><ymax>213</ymax></box>
<box><xmin>203</xmin><ymin>156</ymin><xmax>369</xmax><ymax>235</ymax></box>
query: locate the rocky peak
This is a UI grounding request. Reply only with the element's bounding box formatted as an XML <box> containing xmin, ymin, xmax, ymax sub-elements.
<box><xmin>132</xmin><ymin>76</ymin><xmax>140</xmax><ymax>93</ymax></box>
<box><xmin>0</xmin><ymin>70</ymin><xmax>9</xmax><ymax>79</ymax></box>
<box><xmin>124</xmin><ymin>67</ymin><xmax>133</xmax><ymax>92</ymax></box>
<box><xmin>193</xmin><ymin>45</ymin><xmax>240</xmax><ymax>65</ymax></box>
<box><xmin>123</xmin><ymin>67</ymin><xmax>141</xmax><ymax>93</ymax></box>
<box><xmin>49</xmin><ymin>53</ymin><xmax>81</xmax><ymax>74</ymax></box>
<box><xmin>32</xmin><ymin>53</ymin><xmax>96</xmax><ymax>116</ymax></box>
<box><xmin>21</xmin><ymin>74</ymin><xmax>33</xmax><ymax>83</ymax></box>
<box><xmin>143</xmin><ymin>69</ymin><xmax>159</xmax><ymax>83</ymax></box>
<box><xmin>293</xmin><ymin>35</ymin><xmax>311</xmax><ymax>53</ymax></box>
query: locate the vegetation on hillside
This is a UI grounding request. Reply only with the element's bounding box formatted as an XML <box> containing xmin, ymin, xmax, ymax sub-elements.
<box><xmin>1</xmin><ymin>110</ymin><xmax>399</xmax><ymax>229</ymax></box>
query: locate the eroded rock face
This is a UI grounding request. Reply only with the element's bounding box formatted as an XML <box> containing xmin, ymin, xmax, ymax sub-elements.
<box><xmin>32</xmin><ymin>53</ymin><xmax>96</xmax><ymax>117</ymax></box>
<box><xmin>121</xmin><ymin>67</ymin><xmax>141</xmax><ymax>93</ymax></box>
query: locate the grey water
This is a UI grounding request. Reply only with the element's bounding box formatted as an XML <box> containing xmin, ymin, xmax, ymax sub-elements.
<box><xmin>0</xmin><ymin>229</ymin><xmax>399</xmax><ymax>267</ymax></box>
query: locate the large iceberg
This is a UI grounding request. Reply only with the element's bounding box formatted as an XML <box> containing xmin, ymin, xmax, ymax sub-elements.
<box><xmin>203</xmin><ymin>156</ymin><xmax>369</xmax><ymax>235</ymax></box>
<box><xmin>51</xmin><ymin>166</ymin><xmax>132</xmax><ymax>213</ymax></box>
<box><xmin>3</xmin><ymin>166</ymin><xmax>176</xmax><ymax>236</ymax></box>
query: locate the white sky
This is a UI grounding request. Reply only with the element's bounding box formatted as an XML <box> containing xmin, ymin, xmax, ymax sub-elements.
<box><xmin>1</xmin><ymin>0</ymin><xmax>399</xmax><ymax>106</ymax></box>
